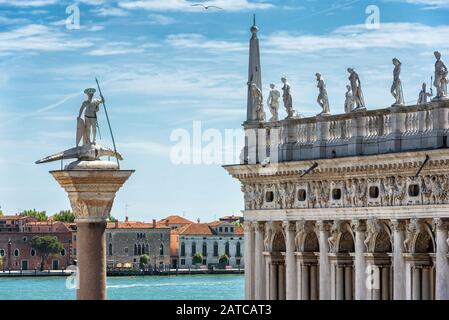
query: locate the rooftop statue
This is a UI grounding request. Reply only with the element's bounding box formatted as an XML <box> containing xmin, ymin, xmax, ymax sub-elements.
<box><xmin>417</xmin><ymin>82</ymin><xmax>433</xmax><ymax>105</ymax></box>
<box><xmin>249</xmin><ymin>82</ymin><xmax>266</xmax><ymax>122</ymax></box>
<box><xmin>281</xmin><ymin>77</ymin><xmax>296</xmax><ymax>119</ymax></box>
<box><xmin>344</xmin><ymin>85</ymin><xmax>354</xmax><ymax>113</ymax></box>
<box><xmin>316</xmin><ymin>73</ymin><xmax>330</xmax><ymax>116</ymax></box>
<box><xmin>36</xmin><ymin>85</ymin><xmax>123</xmax><ymax>166</ymax></box>
<box><xmin>267</xmin><ymin>83</ymin><xmax>280</xmax><ymax>122</ymax></box>
<box><xmin>433</xmin><ymin>51</ymin><xmax>448</xmax><ymax>100</ymax></box>
<box><xmin>347</xmin><ymin>68</ymin><xmax>365</xmax><ymax>110</ymax></box>
<box><xmin>391</xmin><ymin>58</ymin><xmax>405</xmax><ymax>106</ymax></box>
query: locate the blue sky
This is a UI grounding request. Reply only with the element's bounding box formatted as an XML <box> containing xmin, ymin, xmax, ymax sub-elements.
<box><xmin>0</xmin><ymin>0</ymin><xmax>448</xmax><ymax>222</ymax></box>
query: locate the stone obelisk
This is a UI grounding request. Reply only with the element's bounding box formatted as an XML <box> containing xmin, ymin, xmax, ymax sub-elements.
<box><xmin>36</xmin><ymin>86</ymin><xmax>134</xmax><ymax>300</ymax></box>
<box><xmin>51</xmin><ymin>161</ymin><xmax>133</xmax><ymax>300</ymax></box>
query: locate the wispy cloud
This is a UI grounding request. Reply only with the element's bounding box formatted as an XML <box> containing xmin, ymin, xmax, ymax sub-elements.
<box><xmin>167</xmin><ymin>33</ymin><xmax>245</xmax><ymax>52</ymax></box>
<box><xmin>118</xmin><ymin>0</ymin><xmax>274</xmax><ymax>12</ymax></box>
<box><xmin>86</xmin><ymin>42</ymin><xmax>145</xmax><ymax>56</ymax></box>
<box><xmin>91</xmin><ymin>6</ymin><xmax>129</xmax><ymax>17</ymax></box>
<box><xmin>392</xmin><ymin>0</ymin><xmax>449</xmax><ymax>9</ymax></box>
<box><xmin>148</xmin><ymin>14</ymin><xmax>177</xmax><ymax>25</ymax></box>
<box><xmin>0</xmin><ymin>0</ymin><xmax>56</xmax><ymax>7</ymax></box>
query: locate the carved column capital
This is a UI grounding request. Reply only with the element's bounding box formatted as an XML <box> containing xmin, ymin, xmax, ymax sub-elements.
<box><xmin>282</xmin><ymin>221</ymin><xmax>296</xmax><ymax>233</ymax></box>
<box><xmin>390</xmin><ymin>219</ymin><xmax>407</xmax><ymax>232</ymax></box>
<box><xmin>351</xmin><ymin>219</ymin><xmax>367</xmax><ymax>232</ymax></box>
<box><xmin>433</xmin><ymin>218</ymin><xmax>449</xmax><ymax>231</ymax></box>
<box><xmin>316</xmin><ymin>220</ymin><xmax>332</xmax><ymax>232</ymax></box>
<box><xmin>243</xmin><ymin>221</ymin><xmax>253</xmax><ymax>233</ymax></box>
<box><xmin>253</xmin><ymin>221</ymin><xmax>265</xmax><ymax>233</ymax></box>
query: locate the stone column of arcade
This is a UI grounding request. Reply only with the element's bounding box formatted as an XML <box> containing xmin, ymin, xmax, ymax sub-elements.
<box><xmin>35</xmin><ymin>86</ymin><xmax>134</xmax><ymax>300</ymax></box>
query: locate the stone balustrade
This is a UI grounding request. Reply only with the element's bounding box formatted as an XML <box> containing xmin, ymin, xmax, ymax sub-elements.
<box><xmin>244</xmin><ymin>100</ymin><xmax>449</xmax><ymax>164</ymax></box>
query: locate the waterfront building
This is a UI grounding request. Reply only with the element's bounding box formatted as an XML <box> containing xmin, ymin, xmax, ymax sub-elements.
<box><xmin>0</xmin><ymin>215</ymin><xmax>75</xmax><ymax>271</ymax></box>
<box><xmin>106</xmin><ymin>217</ymin><xmax>171</xmax><ymax>270</ymax></box>
<box><xmin>223</xmin><ymin>20</ymin><xmax>449</xmax><ymax>300</ymax></box>
<box><xmin>177</xmin><ymin>221</ymin><xmax>244</xmax><ymax>269</ymax></box>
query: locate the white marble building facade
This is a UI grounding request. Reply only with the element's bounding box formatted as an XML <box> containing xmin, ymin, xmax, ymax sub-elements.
<box><xmin>223</xmin><ymin>19</ymin><xmax>449</xmax><ymax>300</ymax></box>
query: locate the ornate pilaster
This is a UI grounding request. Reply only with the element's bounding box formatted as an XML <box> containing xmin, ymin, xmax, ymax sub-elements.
<box><xmin>391</xmin><ymin>219</ymin><xmax>406</xmax><ymax>300</ymax></box>
<box><xmin>243</xmin><ymin>222</ymin><xmax>255</xmax><ymax>300</ymax></box>
<box><xmin>433</xmin><ymin>218</ymin><xmax>449</xmax><ymax>300</ymax></box>
<box><xmin>254</xmin><ymin>221</ymin><xmax>266</xmax><ymax>300</ymax></box>
<box><xmin>283</xmin><ymin>221</ymin><xmax>297</xmax><ymax>300</ymax></box>
<box><xmin>352</xmin><ymin>219</ymin><xmax>367</xmax><ymax>300</ymax></box>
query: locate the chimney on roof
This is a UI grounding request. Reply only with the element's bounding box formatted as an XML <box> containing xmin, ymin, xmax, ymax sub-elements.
<box><xmin>125</xmin><ymin>216</ymin><xmax>129</xmax><ymax>223</ymax></box>
<box><xmin>152</xmin><ymin>219</ymin><xmax>156</xmax><ymax>228</ymax></box>
<box><xmin>115</xmin><ymin>220</ymin><xmax>119</xmax><ymax>228</ymax></box>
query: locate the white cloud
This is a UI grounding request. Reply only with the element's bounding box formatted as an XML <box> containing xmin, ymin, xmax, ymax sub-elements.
<box><xmin>86</xmin><ymin>42</ymin><xmax>144</xmax><ymax>56</ymax></box>
<box><xmin>264</xmin><ymin>23</ymin><xmax>449</xmax><ymax>53</ymax></box>
<box><xmin>91</xmin><ymin>6</ymin><xmax>129</xmax><ymax>16</ymax></box>
<box><xmin>0</xmin><ymin>0</ymin><xmax>56</xmax><ymax>6</ymax></box>
<box><xmin>167</xmin><ymin>33</ymin><xmax>245</xmax><ymax>52</ymax></box>
<box><xmin>118</xmin><ymin>0</ymin><xmax>274</xmax><ymax>11</ymax></box>
<box><xmin>148</xmin><ymin>14</ymin><xmax>177</xmax><ymax>25</ymax></box>
<box><xmin>396</xmin><ymin>0</ymin><xmax>449</xmax><ymax>9</ymax></box>
<box><xmin>0</xmin><ymin>24</ymin><xmax>93</xmax><ymax>54</ymax></box>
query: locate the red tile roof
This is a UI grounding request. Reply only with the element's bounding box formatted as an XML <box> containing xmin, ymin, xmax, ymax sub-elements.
<box><xmin>157</xmin><ymin>215</ymin><xmax>194</xmax><ymax>226</ymax></box>
<box><xmin>177</xmin><ymin>223</ymin><xmax>214</xmax><ymax>235</ymax></box>
<box><xmin>107</xmin><ymin>221</ymin><xmax>168</xmax><ymax>229</ymax></box>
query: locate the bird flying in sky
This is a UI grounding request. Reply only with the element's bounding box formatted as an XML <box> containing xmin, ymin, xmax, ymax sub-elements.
<box><xmin>191</xmin><ymin>3</ymin><xmax>223</xmax><ymax>10</ymax></box>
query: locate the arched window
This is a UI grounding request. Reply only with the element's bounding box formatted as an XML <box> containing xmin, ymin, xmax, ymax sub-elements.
<box><xmin>0</xmin><ymin>249</ymin><xmax>5</xmax><ymax>257</ymax></box>
<box><xmin>142</xmin><ymin>244</ymin><xmax>146</xmax><ymax>254</ymax></box>
<box><xmin>146</xmin><ymin>244</ymin><xmax>149</xmax><ymax>254</ymax></box>
<box><xmin>159</xmin><ymin>244</ymin><xmax>164</xmax><ymax>256</ymax></box>
<box><xmin>225</xmin><ymin>242</ymin><xmax>230</xmax><ymax>257</ymax></box>
<box><xmin>109</xmin><ymin>243</ymin><xmax>113</xmax><ymax>256</ymax></box>
<box><xmin>138</xmin><ymin>244</ymin><xmax>142</xmax><ymax>255</ymax></box>
<box><xmin>14</xmin><ymin>249</ymin><xmax>20</xmax><ymax>257</ymax></box>
<box><xmin>181</xmin><ymin>242</ymin><xmax>186</xmax><ymax>257</ymax></box>
<box><xmin>30</xmin><ymin>249</ymin><xmax>36</xmax><ymax>257</ymax></box>
<box><xmin>202</xmin><ymin>242</ymin><xmax>207</xmax><ymax>257</ymax></box>
<box><xmin>236</xmin><ymin>242</ymin><xmax>241</xmax><ymax>257</ymax></box>
<box><xmin>213</xmin><ymin>242</ymin><xmax>218</xmax><ymax>257</ymax></box>
<box><xmin>60</xmin><ymin>249</ymin><xmax>66</xmax><ymax>256</ymax></box>
<box><xmin>191</xmin><ymin>242</ymin><xmax>196</xmax><ymax>256</ymax></box>
<box><xmin>134</xmin><ymin>244</ymin><xmax>138</xmax><ymax>256</ymax></box>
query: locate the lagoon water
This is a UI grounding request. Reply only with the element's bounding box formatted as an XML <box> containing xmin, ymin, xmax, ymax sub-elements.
<box><xmin>0</xmin><ymin>274</ymin><xmax>244</xmax><ymax>300</ymax></box>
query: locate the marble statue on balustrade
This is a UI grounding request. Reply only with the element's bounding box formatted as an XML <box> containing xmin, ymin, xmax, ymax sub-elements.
<box><xmin>391</xmin><ymin>58</ymin><xmax>405</xmax><ymax>106</ymax></box>
<box><xmin>35</xmin><ymin>87</ymin><xmax>123</xmax><ymax>166</ymax></box>
<box><xmin>281</xmin><ymin>77</ymin><xmax>296</xmax><ymax>119</ymax></box>
<box><xmin>417</xmin><ymin>82</ymin><xmax>433</xmax><ymax>105</ymax></box>
<box><xmin>344</xmin><ymin>85</ymin><xmax>354</xmax><ymax>113</ymax></box>
<box><xmin>267</xmin><ymin>83</ymin><xmax>280</xmax><ymax>122</ymax></box>
<box><xmin>348</xmin><ymin>68</ymin><xmax>366</xmax><ymax>110</ymax></box>
<box><xmin>316</xmin><ymin>73</ymin><xmax>330</xmax><ymax>116</ymax></box>
<box><xmin>249</xmin><ymin>82</ymin><xmax>266</xmax><ymax>122</ymax></box>
<box><xmin>433</xmin><ymin>51</ymin><xmax>448</xmax><ymax>100</ymax></box>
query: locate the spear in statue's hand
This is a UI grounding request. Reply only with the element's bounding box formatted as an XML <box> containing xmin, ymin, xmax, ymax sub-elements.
<box><xmin>95</xmin><ymin>77</ymin><xmax>120</xmax><ymax>168</ymax></box>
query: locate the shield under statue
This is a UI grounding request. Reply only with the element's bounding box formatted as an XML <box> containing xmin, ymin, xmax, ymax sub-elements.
<box><xmin>76</xmin><ymin>116</ymin><xmax>86</xmax><ymax>146</ymax></box>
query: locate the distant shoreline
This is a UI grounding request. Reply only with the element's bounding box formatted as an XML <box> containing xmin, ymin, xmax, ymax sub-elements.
<box><xmin>0</xmin><ymin>269</ymin><xmax>244</xmax><ymax>278</ymax></box>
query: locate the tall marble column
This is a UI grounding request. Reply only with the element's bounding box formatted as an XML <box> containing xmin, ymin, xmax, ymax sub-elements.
<box><xmin>51</xmin><ymin>165</ymin><xmax>133</xmax><ymax>300</ymax></box>
<box><xmin>254</xmin><ymin>222</ymin><xmax>266</xmax><ymax>299</ymax></box>
<box><xmin>353</xmin><ymin>219</ymin><xmax>367</xmax><ymax>300</ymax></box>
<box><xmin>317</xmin><ymin>221</ymin><xmax>331</xmax><ymax>300</ymax></box>
<box><xmin>283</xmin><ymin>221</ymin><xmax>297</xmax><ymax>300</ymax></box>
<box><xmin>243</xmin><ymin>222</ymin><xmax>255</xmax><ymax>300</ymax></box>
<box><xmin>269</xmin><ymin>263</ymin><xmax>277</xmax><ymax>300</ymax></box>
<box><xmin>434</xmin><ymin>218</ymin><xmax>449</xmax><ymax>300</ymax></box>
<box><xmin>391</xmin><ymin>219</ymin><xmax>406</xmax><ymax>300</ymax></box>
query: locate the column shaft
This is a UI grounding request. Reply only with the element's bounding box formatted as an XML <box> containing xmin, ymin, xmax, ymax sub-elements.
<box><xmin>345</xmin><ymin>266</ymin><xmax>353</xmax><ymax>300</ymax></box>
<box><xmin>269</xmin><ymin>263</ymin><xmax>277</xmax><ymax>300</ymax></box>
<box><xmin>336</xmin><ymin>266</ymin><xmax>344</xmax><ymax>300</ymax></box>
<box><xmin>254</xmin><ymin>223</ymin><xmax>265</xmax><ymax>299</ymax></box>
<box><xmin>244</xmin><ymin>223</ymin><xmax>254</xmax><ymax>300</ymax></box>
<box><xmin>318</xmin><ymin>222</ymin><xmax>331</xmax><ymax>300</ymax></box>
<box><xmin>412</xmin><ymin>267</ymin><xmax>421</xmax><ymax>300</ymax></box>
<box><xmin>310</xmin><ymin>264</ymin><xmax>318</xmax><ymax>300</ymax></box>
<box><xmin>284</xmin><ymin>222</ymin><xmax>297</xmax><ymax>300</ymax></box>
<box><xmin>422</xmin><ymin>267</ymin><xmax>430</xmax><ymax>300</ymax></box>
<box><xmin>301</xmin><ymin>264</ymin><xmax>310</xmax><ymax>300</ymax></box>
<box><xmin>392</xmin><ymin>220</ymin><xmax>406</xmax><ymax>300</ymax></box>
<box><xmin>278</xmin><ymin>264</ymin><xmax>286</xmax><ymax>300</ymax></box>
<box><xmin>435</xmin><ymin>225</ymin><xmax>449</xmax><ymax>300</ymax></box>
<box><xmin>76</xmin><ymin>222</ymin><xmax>107</xmax><ymax>300</ymax></box>
<box><xmin>353</xmin><ymin>220</ymin><xmax>367</xmax><ymax>300</ymax></box>
<box><xmin>381</xmin><ymin>266</ymin><xmax>390</xmax><ymax>300</ymax></box>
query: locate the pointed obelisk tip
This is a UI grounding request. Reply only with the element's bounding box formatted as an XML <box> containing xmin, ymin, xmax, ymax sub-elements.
<box><xmin>250</xmin><ymin>13</ymin><xmax>258</xmax><ymax>34</ymax></box>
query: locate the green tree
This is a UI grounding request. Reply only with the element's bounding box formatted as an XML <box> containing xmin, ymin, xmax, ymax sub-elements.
<box><xmin>139</xmin><ymin>255</ymin><xmax>149</xmax><ymax>269</ymax></box>
<box><xmin>0</xmin><ymin>208</ymin><xmax>3</xmax><ymax>216</ymax></box>
<box><xmin>31</xmin><ymin>235</ymin><xmax>64</xmax><ymax>271</ymax></box>
<box><xmin>20</xmin><ymin>209</ymin><xmax>47</xmax><ymax>221</ymax></box>
<box><xmin>108</xmin><ymin>215</ymin><xmax>117</xmax><ymax>222</ymax></box>
<box><xmin>192</xmin><ymin>253</ymin><xmax>203</xmax><ymax>265</ymax></box>
<box><xmin>219</xmin><ymin>254</ymin><xmax>230</xmax><ymax>265</ymax></box>
<box><xmin>52</xmin><ymin>210</ymin><xmax>75</xmax><ymax>223</ymax></box>
<box><xmin>0</xmin><ymin>256</ymin><xmax>3</xmax><ymax>269</ymax></box>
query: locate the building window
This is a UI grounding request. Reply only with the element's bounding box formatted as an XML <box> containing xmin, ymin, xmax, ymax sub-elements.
<box><xmin>408</xmin><ymin>184</ymin><xmax>420</xmax><ymax>197</ymax></box>
<box><xmin>0</xmin><ymin>249</ymin><xmax>5</xmax><ymax>257</ymax></box>
<box><xmin>108</xmin><ymin>243</ymin><xmax>113</xmax><ymax>256</ymax></box>
<box><xmin>181</xmin><ymin>242</ymin><xmax>186</xmax><ymax>257</ymax></box>
<box><xmin>14</xmin><ymin>249</ymin><xmax>19</xmax><ymax>257</ymax></box>
<box><xmin>332</xmin><ymin>189</ymin><xmax>342</xmax><ymax>200</ymax></box>
<box><xmin>219</xmin><ymin>227</ymin><xmax>223</xmax><ymax>232</ymax></box>
<box><xmin>180</xmin><ymin>259</ymin><xmax>185</xmax><ymax>265</ymax></box>
<box><xmin>124</xmin><ymin>247</ymin><xmax>128</xmax><ymax>254</ymax></box>
<box><xmin>30</xmin><ymin>249</ymin><xmax>36</xmax><ymax>257</ymax></box>
<box><xmin>134</xmin><ymin>244</ymin><xmax>137</xmax><ymax>255</ymax></box>
<box><xmin>298</xmin><ymin>189</ymin><xmax>307</xmax><ymax>201</ymax></box>
<box><xmin>137</xmin><ymin>244</ymin><xmax>142</xmax><ymax>255</ymax></box>
<box><xmin>265</xmin><ymin>191</ymin><xmax>274</xmax><ymax>202</ymax></box>
<box><xmin>236</xmin><ymin>259</ymin><xmax>241</xmax><ymax>266</ymax></box>
<box><xmin>146</xmin><ymin>244</ymin><xmax>149</xmax><ymax>254</ymax></box>
<box><xmin>191</xmin><ymin>242</ymin><xmax>196</xmax><ymax>256</ymax></box>
<box><xmin>60</xmin><ymin>249</ymin><xmax>66</xmax><ymax>256</ymax></box>
<box><xmin>159</xmin><ymin>243</ymin><xmax>164</xmax><ymax>256</ymax></box>
<box><xmin>225</xmin><ymin>227</ymin><xmax>229</xmax><ymax>232</ymax></box>
<box><xmin>225</xmin><ymin>242</ymin><xmax>230</xmax><ymax>257</ymax></box>
<box><xmin>202</xmin><ymin>242</ymin><xmax>207</xmax><ymax>256</ymax></box>
<box><xmin>23</xmin><ymin>237</ymin><xmax>27</xmax><ymax>242</ymax></box>
<box><xmin>142</xmin><ymin>244</ymin><xmax>146</xmax><ymax>255</ymax></box>
<box><xmin>202</xmin><ymin>259</ymin><xmax>207</xmax><ymax>265</ymax></box>
<box><xmin>236</xmin><ymin>242</ymin><xmax>241</xmax><ymax>257</ymax></box>
<box><xmin>230</xmin><ymin>227</ymin><xmax>234</xmax><ymax>233</ymax></box>
<box><xmin>369</xmin><ymin>186</ymin><xmax>380</xmax><ymax>198</ymax></box>
<box><xmin>73</xmin><ymin>248</ymin><xmax>77</xmax><ymax>256</ymax></box>
<box><xmin>213</xmin><ymin>242</ymin><xmax>218</xmax><ymax>257</ymax></box>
